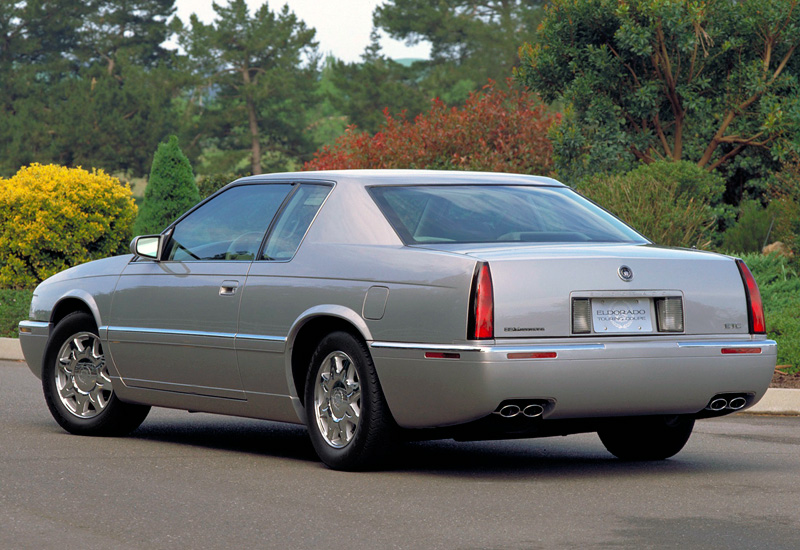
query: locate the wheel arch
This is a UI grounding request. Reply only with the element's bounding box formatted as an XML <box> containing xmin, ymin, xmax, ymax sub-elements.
<box><xmin>285</xmin><ymin>306</ymin><xmax>373</xmax><ymax>419</ymax></box>
<box><xmin>50</xmin><ymin>291</ymin><xmax>103</xmax><ymax>333</ymax></box>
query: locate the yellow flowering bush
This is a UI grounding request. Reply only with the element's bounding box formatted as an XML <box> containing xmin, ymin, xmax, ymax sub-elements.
<box><xmin>0</xmin><ymin>164</ymin><xmax>137</xmax><ymax>289</ymax></box>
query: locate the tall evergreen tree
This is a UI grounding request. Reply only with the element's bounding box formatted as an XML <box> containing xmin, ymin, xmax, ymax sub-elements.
<box><xmin>0</xmin><ymin>0</ymin><xmax>180</xmax><ymax>177</ymax></box>
<box><xmin>0</xmin><ymin>0</ymin><xmax>89</xmax><ymax>175</ymax></box>
<box><xmin>177</xmin><ymin>0</ymin><xmax>319</xmax><ymax>175</ymax></box>
<box><xmin>327</xmin><ymin>31</ymin><xmax>429</xmax><ymax>134</ymax></box>
<box><xmin>134</xmin><ymin>135</ymin><xmax>200</xmax><ymax>235</ymax></box>
<box><xmin>374</xmin><ymin>0</ymin><xmax>545</xmax><ymax>104</ymax></box>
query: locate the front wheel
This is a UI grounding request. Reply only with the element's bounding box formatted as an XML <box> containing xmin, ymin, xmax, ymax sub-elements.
<box><xmin>304</xmin><ymin>331</ymin><xmax>395</xmax><ymax>470</ymax></box>
<box><xmin>42</xmin><ymin>312</ymin><xmax>150</xmax><ymax>436</ymax></box>
<box><xmin>598</xmin><ymin>415</ymin><xmax>695</xmax><ymax>461</ymax></box>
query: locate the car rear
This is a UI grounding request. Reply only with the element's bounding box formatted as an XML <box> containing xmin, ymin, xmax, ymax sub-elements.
<box><xmin>366</xmin><ymin>180</ymin><xmax>776</xmax><ymax>430</ymax></box>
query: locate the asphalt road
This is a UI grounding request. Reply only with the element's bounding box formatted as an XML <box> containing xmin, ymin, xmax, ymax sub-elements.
<box><xmin>2</xmin><ymin>359</ymin><xmax>799</xmax><ymax>550</ymax></box>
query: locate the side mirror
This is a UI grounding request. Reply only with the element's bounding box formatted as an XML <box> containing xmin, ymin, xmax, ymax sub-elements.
<box><xmin>130</xmin><ymin>235</ymin><xmax>162</xmax><ymax>260</ymax></box>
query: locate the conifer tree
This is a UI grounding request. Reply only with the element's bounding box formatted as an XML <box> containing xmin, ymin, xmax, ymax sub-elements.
<box><xmin>134</xmin><ymin>135</ymin><xmax>200</xmax><ymax>235</ymax></box>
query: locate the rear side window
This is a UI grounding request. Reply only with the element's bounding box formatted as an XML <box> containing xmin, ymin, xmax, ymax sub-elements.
<box><xmin>262</xmin><ymin>184</ymin><xmax>331</xmax><ymax>261</ymax></box>
<box><xmin>369</xmin><ymin>185</ymin><xmax>647</xmax><ymax>245</ymax></box>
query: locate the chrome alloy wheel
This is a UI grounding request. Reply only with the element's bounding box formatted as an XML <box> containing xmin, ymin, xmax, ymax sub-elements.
<box><xmin>313</xmin><ymin>350</ymin><xmax>361</xmax><ymax>448</ymax></box>
<box><xmin>54</xmin><ymin>331</ymin><xmax>113</xmax><ymax>419</ymax></box>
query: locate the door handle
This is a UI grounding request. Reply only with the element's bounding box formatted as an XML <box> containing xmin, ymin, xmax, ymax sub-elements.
<box><xmin>219</xmin><ymin>280</ymin><xmax>239</xmax><ymax>296</ymax></box>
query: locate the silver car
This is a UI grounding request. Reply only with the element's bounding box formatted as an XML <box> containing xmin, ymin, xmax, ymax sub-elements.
<box><xmin>19</xmin><ymin>170</ymin><xmax>776</xmax><ymax>470</ymax></box>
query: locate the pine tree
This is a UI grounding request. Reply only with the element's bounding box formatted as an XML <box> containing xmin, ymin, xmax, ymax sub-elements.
<box><xmin>134</xmin><ymin>136</ymin><xmax>200</xmax><ymax>235</ymax></box>
<box><xmin>177</xmin><ymin>0</ymin><xmax>319</xmax><ymax>175</ymax></box>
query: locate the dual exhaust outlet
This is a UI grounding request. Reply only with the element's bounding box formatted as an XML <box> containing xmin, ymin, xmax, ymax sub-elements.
<box><xmin>496</xmin><ymin>403</ymin><xmax>545</xmax><ymax>419</ymax></box>
<box><xmin>706</xmin><ymin>395</ymin><xmax>748</xmax><ymax>412</ymax></box>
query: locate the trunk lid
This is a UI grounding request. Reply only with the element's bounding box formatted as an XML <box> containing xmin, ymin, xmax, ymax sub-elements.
<box><xmin>424</xmin><ymin>243</ymin><xmax>749</xmax><ymax>338</ymax></box>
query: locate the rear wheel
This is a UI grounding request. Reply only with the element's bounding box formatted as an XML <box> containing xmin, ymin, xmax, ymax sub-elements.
<box><xmin>598</xmin><ymin>415</ymin><xmax>694</xmax><ymax>460</ymax></box>
<box><xmin>304</xmin><ymin>331</ymin><xmax>394</xmax><ymax>470</ymax></box>
<box><xmin>42</xmin><ymin>312</ymin><xmax>150</xmax><ymax>436</ymax></box>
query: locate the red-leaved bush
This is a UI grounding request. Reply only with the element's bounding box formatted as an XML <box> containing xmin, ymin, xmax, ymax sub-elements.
<box><xmin>304</xmin><ymin>80</ymin><xmax>559</xmax><ymax>174</ymax></box>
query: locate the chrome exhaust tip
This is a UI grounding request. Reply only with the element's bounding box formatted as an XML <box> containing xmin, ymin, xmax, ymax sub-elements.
<box><xmin>498</xmin><ymin>404</ymin><xmax>521</xmax><ymax>418</ymax></box>
<box><xmin>728</xmin><ymin>396</ymin><xmax>747</xmax><ymax>410</ymax></box>
<box><xmin>522</xmin><ymin>404</ymin><xmax>544</xmax><ymax>418</ymax></box>
<box><xmin>708</xmin><ymin>398</ymin><xmax>728</xmax><ymax>411</ymax></box>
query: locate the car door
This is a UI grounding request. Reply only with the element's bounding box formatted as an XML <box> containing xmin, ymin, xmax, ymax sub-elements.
<box><xmin>106</xmin><ymin>183</ymin><xmax>294</xmax><ymax>399</ymax></box>
<box><xmin>236</xmin><ymin>183</ymin><xmax>334</xmax><ymax>399</ymax></box>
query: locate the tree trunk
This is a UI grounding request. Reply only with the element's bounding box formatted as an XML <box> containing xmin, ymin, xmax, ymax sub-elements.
<box><xmin>246</xmin><ymin>94</ymin><xmax>261</xmax><ymax>175</ymax></box>
<box><xmin>242</xmin><ymin>67</ymin><xmax>261</xmax><ymax>175</ymax></box>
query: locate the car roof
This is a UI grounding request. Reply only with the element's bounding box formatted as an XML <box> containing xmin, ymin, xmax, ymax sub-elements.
<box><xmin>231</xmin><ymin>169</ymin><xmax>564</xmax><ymax>188</ymax></box>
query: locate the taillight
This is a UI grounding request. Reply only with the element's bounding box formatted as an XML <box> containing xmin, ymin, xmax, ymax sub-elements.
<box><xmin>468</xmin><ymin>262</ymin><xmax>494</xmax><ymax>339</ymax></box>
<box><xmin>735</xmin><ymin>259</ymin><xmax>766</xmax><ymax>334</ymax></box>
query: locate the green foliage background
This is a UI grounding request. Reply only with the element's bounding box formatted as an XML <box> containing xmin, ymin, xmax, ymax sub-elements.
<box><xmin>0</xmin><ymin>0</ymin><xmax>797</xmax><ymax>372</ymax></box>
<box><xmin>578</xmin><ymin>161</ymin><xmax>724</xmax><ymax>248</ymax></box>
<box><xmin>0</xmin><ymin>289</ymin><xmax>33</xmax><ymax>338</ymax></box>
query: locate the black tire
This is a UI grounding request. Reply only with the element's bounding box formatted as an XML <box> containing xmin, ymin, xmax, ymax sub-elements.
<box><xmin>304</xmin><ymin>331</ymin><xmax>395</xmax><ymax>470</ymax></box>
<box><xmin>42</xmin><ymin>312</ymin><xmax>150</xmax><ymax>436</ymax></box>
<box><xmin>598</xmin><ymin>415</ymin><xmax>694</xmax><ymax>461</ymax></box>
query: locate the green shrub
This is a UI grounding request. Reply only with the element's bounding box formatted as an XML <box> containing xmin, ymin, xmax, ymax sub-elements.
<box><xmin>0</xmin><ymin>164</ymin><xmax>137</xmax><ymax>289</ymax></box>
<box><xmin>720</xmin><ymin>201</ymin><xmax>777</xmax><ymax>254</ymax></box>
<box><xmin>740</xmin><ymin>252</ymin><xmax>800</xmax><ymax>374</ymax></box>
<box><xmin>577</xmin><ymin>161</ymin><xmax>724</xmax><ymax>248</ymax></box>
<box><xmin>767</xmin><ymin>155</ymin><xmax>800</xmax><ymax>255</ymax></box>
<box><xmin>0</xmin><ymin>289</ymin><xmax>33</xmax><ymax>338</ymax></box>
<box><xmin>134</xmin><ymin>135</ymin><xmax>200</xmax><ymax>235</ymax></box>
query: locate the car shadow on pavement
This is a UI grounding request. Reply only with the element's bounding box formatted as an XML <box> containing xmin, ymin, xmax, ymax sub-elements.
<box><xmin>130</xmin><ymin>416</ymin><xmax>319</xmax><ymax>463</ymax></box>
<box><xmin>382</xmin><ymin>437</ymin><xmax>706</xmax><ymax>479</ymax></box>
<box><xmin>119</xmin><ymin>415</ymin><xmax>772</xmax><ymax>479</ymax></box>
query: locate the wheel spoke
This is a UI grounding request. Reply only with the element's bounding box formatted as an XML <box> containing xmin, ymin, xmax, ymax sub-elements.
<box><xmin>320</xmin><ymin>372</ymin><xmax>332</xmax><ymax>393</ymax></box>
<box><xmin>332</xmin><ymin>355</ymin><xmax>346</xmax><ymax>381</ymax></box>
<box><xmin>72</xmin><ymin>337</ymin><xmax>85</xmax><ymax>354</ymax></box>
<box><xmin>346</xmin><ymin>403</ymin><xmax>360</xmax><ymax>420</ymax></box>
<box><xmin>89</xmin><ymin>387</ymin><xmax>109</xmax><ymax>410</ymax></box>
<box><xmin>59</xmin><ymin>383</ymin><xmax>76</xmax><ymax>400</ymax></box>
<box><xmin>98</xmin><ymin>370</ymin><xmax>113</xmax><ymax>389</ymax></box>
<box><xmin>326</xmin><ymin>423</ymin><xmax>338</xmax><ymax>443</ymax></box>
<box><xmin>91</xmin><ymin>339</ymin><xmax>103</xmax><ymax>361</ymax></box>
<box><xmin>74</xmin><ymin>393</ymin><xmax>90</xmax><ymax>415</ymax></box>
<box><xmin>341</xmin><ymin>418</ymin><xmax>353</xmax><ymax>442</ymax></box>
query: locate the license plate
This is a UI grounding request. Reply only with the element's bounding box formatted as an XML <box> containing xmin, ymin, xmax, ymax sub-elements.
<box><xmin>591</xmin><ymin>298</ymin><xmax>653</xmax><ymax>333</ymax></box>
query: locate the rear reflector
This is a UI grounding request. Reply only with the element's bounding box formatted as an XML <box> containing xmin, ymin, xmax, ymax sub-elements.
<box><xmin>721</xmin><ymin>348</ymin><xmax>762</xmax><ymax>355</ymax></box>
<box><xmin>424</xmin><ymin>352</ymin><xmax>461</xmax><ymax>359</ymax></box>
<box><xmin>572</xmin><ymin>298</ymin><xmax>592</xmax><ymax>334</ymax></box>
<box><xmin>469</xmin><ymin>263</ymin><xmax>494</xmax><ymax>340</ymax></box>
<box><xmin>655</xmin><ymin>297</ymin><xmax>684</xmax><ymax>332</ymax></box>
<box><xmin>735</xmin><ymin>259</ymin><xmax>766</xmax><ymax>334</ymax></box>
<box><xmin>507</xmin><ymin>352</ymin><xmax>558</xmax><ymax>359</ymax></box>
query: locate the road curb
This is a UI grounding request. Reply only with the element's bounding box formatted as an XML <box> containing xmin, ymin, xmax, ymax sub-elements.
<box><xmin>0</xmin><ymin>337</ymin><xmax>24</xmax><ymax>361</ymax></box>
<box><xmin>744</xmin><ymin>388</ymin><xmax>800</xmax><ymax>416</ymax></box>
<box><xmin>1</xmin><ymin>335</ymin><xmax>798</xmax><ymax>414</ymax></box>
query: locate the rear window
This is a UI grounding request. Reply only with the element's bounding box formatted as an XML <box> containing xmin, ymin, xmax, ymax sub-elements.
<box><xmin>369</xmin><ymin>185</ymin><xmax>647</xmax><ymax>245</ymax></box>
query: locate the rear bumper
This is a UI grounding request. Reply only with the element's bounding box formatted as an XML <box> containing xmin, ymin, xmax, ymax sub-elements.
<box><xmin>18</xmin><ymin>321</ymin><xmax>51</xmax><ymax>379</ymax></box>
<box><xmin>370</xmin><ymin>337</ymin><xmax>777</xmax><ymax>429</ymax></box>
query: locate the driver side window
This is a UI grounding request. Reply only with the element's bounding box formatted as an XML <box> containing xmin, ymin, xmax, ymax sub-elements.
<box><xmin>165</xmin><ymin>184</ymin><xmax>292</xmax><ymax>261</ymax></box>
